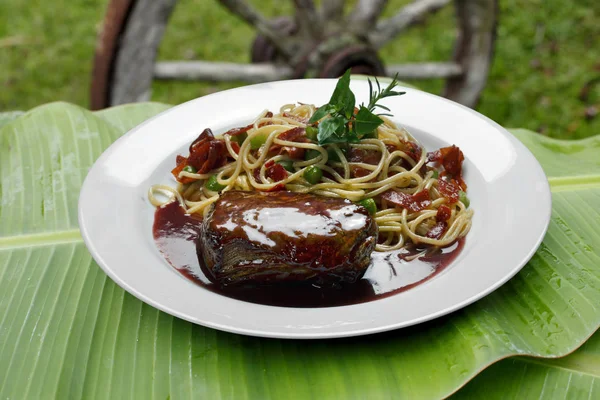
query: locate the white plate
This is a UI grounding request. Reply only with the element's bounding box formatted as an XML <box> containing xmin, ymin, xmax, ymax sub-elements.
<box><xmin>79</xmin><ymin>78</ymin><xmax>551</xmax><ymax>339</ymax></box>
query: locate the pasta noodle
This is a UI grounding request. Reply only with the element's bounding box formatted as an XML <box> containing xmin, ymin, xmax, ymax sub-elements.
<box><xmin>149</xmin><ymin>104</ymin><xmax>473</xmax><ymax>251</ymax></box>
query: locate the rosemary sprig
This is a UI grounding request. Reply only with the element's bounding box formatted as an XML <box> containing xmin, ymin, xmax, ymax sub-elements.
<box><xmin>309</xmin><ymin>70</ymin><xmax>406</xmax><ymax>145</ymax></box>
<box><xmin>367</xmin><ymin>75</ymin><xmax>405</xmax><ymax>116</ymax></box>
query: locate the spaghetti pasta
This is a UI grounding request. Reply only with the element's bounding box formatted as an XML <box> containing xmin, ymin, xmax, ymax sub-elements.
<box><xmin>149</xmin><ymin>103</ymin><xmax>473</xmax><ymax>252</ymax></box>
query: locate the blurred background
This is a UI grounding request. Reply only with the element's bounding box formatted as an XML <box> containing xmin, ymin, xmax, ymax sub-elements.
<box><xmin>1</xmin><ymin>0</ymin><xmax>598</xmax><ymax>139</ymax></box>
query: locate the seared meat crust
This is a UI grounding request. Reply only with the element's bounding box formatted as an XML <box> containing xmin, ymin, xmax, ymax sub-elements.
<box><xmin>199</xmin><ymin>191</ymin><xmax>378</xmax><ymax>285</ymax></box>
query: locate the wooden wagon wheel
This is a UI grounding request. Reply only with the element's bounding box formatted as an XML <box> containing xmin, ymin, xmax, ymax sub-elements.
<box><xmin>90</xmin><ymin>0</ymin><xmax>498</xmax><ymax>110</ymax></box>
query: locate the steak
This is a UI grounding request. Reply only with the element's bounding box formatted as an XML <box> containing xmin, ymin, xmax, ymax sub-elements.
<box><xmin>199</xmin><ymin>191</ymin><xmax>378</xmax><ymax>286</ymax></box>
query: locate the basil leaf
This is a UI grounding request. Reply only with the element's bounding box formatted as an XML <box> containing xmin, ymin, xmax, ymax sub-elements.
<box><xmin>308</xmin><ymin>104</ymin><xmax>334</xmax><ymax>123</ymax></box>
<box><xmin>317</xmin><ymin>116</ymin><xmax>348</xmax><ymax>145</ymax></box>
<box><xmin>354</xmin><ymin>106</ymin><xmax>384</xmax><ymax>137</ymax></box>
<box><xmin>329</xmin><ymin>69</ymin><xmax>355</xmax><ymax>118</ymax></box>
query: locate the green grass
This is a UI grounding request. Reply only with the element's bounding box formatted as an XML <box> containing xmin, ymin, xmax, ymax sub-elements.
<box><xmin>1</xmin><ymin>0</ymin><xmax>598</xmax><ymax>139</ymax></box>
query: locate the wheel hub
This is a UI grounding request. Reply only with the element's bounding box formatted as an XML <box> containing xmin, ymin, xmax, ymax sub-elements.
<box><xmin>250</xmin><ymin>17</ymin><xmax>297</xmax><ymax>64</ymax></box>
<box><xmin>251</xmin><ymin>20</ymin><xmax>385</xmax><ymax>79</ymax></box>
<box><xmin>318</xmin><ymin>45</ymin><xmax>385</xmax><ymax>78</ymax></box>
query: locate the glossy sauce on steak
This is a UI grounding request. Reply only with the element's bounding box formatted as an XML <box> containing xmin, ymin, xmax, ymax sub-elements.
<box><xmin>153</xmin><ymin>200</ymin><xmax>465</xmax><ymax>308</ymax></box>
<box><xmin>200</xmin><ymin>191</ymin><xmax>377</xmax><ymax>285</ymax></box>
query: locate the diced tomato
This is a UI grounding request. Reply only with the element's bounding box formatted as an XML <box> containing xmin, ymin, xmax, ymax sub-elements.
<box><xmin>223</xmin><ymin>112</ymin><xmax>274</xmax><ymax>139</ymax></box>
<box><xmin>277</xmin><ymin>127</ymin><xmax>306</xmax><ymax>142</ymax></box>
<box><xmin>170</xmin><ymin>156</ymin><xmax>196</xmax><ymax>184</ymax></box>
<box><xmin>265</xmin><ymin>160</ymin><xmax>288</xmax><ymax>182</ymax></box>
<box><xmin>252</xmin><ymin>167</ymin><xmax>261</xmax><ymax>182</ymax></box>
<box><xmin>223</xmin><ymin>124</ymin><xmax>252</xmax><ymax>137</ymax></box>
<box><xmin>438</xmin><ymin>176</ymin><xmax>460</xmax><ymax>204</ymax></box>
<box><xmin>229</xmin><ymin>141</ymin><xmax>240</xmax><ymax>155</ymax></box>
<box><xmin>439</xmin><ymin>145</ymin><xmax>464</xmax><ymax>177</ymax></box>
<box><xmin>282</xmin><ymin>146</ymin><xmax>305</xmax><ymax>159</ymax></box>
<box><xmin>401</xmin><ymin>140</ymin><xmax>422</xmax><ymax>162</ymax></box>
<box><xmin>412</xmin><ymin>190</ymin><xmax>431</xmax><ymax>206</ymax></box>
<box><xmin>381</xmin><ymin>189</ymin><xmax>432</xmax><ymax>212</ymax></box>
<box><xmin>427</xmin><ymin>150</ymin><xmax>441</xmax><ymax>163</ymax></box>
<box><xmin>282</xmin><ymin>112</ymin><xmax>308</xmax><ymax>124</ymax></box>
<box><xmin>386</xmin><ymin>143</ymin><xmax>397</xmax><ymax>153</ymax></box>
<box><xmin>347</xmin><ymin>147</ymin><xmax>381</xmax><ymax>178</ymax></box>
<box><xmin>426</xmin><ymin>221</ymin><xmax>448</xmax><ymax>239</ymax></box>
<box><xmin>427</xmin><ymin>145</ymin><xmax>466</xmax><ymax>189</ymax></box>
<box><xmin>253</xmin><ymin>160</ymin><xmax>287</xmax><ymax>191</ymax></box>
<box><xmin>436</xmin><ymin>205</ymin><xmax>452</xmax><ymax>222</ymax></box>
<box><xmin>172</xmin><ymin>128</ymin><xmax>239</xmax><ymax>183</ymax></box>
<box><xmin>258</xmin><ymin>121</ymin><xmax>274</xmax><ymax>128</ymax></box>
<box><xmin>350</xmin><ymin>165</ymin><xmax>372</xmax><ymax>178</ymax></box>
<box><xmin>188</xmin><ymin>139</ymin><xmax>227</xmax><ymax>174</ymax></box>
<box><xmin>271</xmin><ymin>127</ymin><xmax>308</xmax><ymax>159</ymax></box>
<box><xmin>189</xmin><ymin>128</ymin><xmax>214</xmax><ymax>151</ymax></box>
<box><xmin>348</xmin><ymin>147</ymin><xmax>380</xmax><ymax>165</ymax></box>
<box><xmin>184</xmin><ymin>128</ymin><xmax>229</xmax><ymax>174</ymax></box>
<box><xmin>171</xmin><ymin>160</ymin><xmax>185</xmax><ymax>180</ymax></box>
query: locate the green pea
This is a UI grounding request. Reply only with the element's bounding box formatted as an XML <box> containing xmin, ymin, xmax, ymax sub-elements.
<box><xmin>182</xmin><ymin>165</ymin><xmax>197</xmax><ymax>173</ymax></box>
<box><xmin>277</xmin><ymin>160</ymin><xmax>295</xmax><ymax>172</ymax></box>
<box><xmin>303</xmin><ymin>165</ymin><xmax>323</xmax><ymax>184</ymax></box>
<box><xmin>431</xmin><ymin>170</ymin><xmax>439</xmax><ymax>179</ymax></box>
<box><xmin>357</xmin><ymin>198</ymin><xmax>377</xmax><ymax>215</ymax></box>
<box><xmin>459</xmin><ymin>190</ymin><xmax>470</xmax><ymax>208</ymax></box>
<box><xmin>250</xmin><ymin>133</ymin><xmax>268</xmax><ymax>150</ymax></box>
<box><xmin>304</xmin><ymin>149</ymin><xmax>322</xmax><ymax>161</ymax></box>
<box><xmin>205</xmin><ymin>175</ymin><xmax>226</xmax><ymax>192</ymax></box>
<box><xmin>306</xmin><ymin>126</ymin><xmax>318</xmax><ymax>141</ymax></box>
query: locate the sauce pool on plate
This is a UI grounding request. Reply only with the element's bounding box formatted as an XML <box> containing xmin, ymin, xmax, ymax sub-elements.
<box><xmin>153</xmin><ymin>201</ymin><xmax>464</xmax><ymax>308</ymax></box>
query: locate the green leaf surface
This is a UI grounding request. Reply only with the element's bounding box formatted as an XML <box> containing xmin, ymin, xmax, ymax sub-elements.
<box><xmin>317</xmin><ymin>115</ymin><xmax>352</xmax><ymax>144</ymax></box>
<box><xmin>511</xmin><ymin>128</ymin><xmax>600</xmax><ymax>191</ymax></box>
<box><xmin>328</xmin><ymin>69</ymin><xmax>355</xmax><ymax>118</ymax></box>
<box><xmin>454</xmin><ymin>328</ymin><xmax>600</xmax><ymax>399</ymax></box>
<box><xmin>95</xmin><ymin>102</ymin><xmax>171</xmax><ymax>133</ymax></box>
<box><xmin>308</xmin><ymin>104</ymin><xmax>334</xmax><ymax>124</ymax></box>
<box><xmin>1</xmin><ymin>102</ymin><xmax>600</xmax><ymax>399</ymax></box>
<box><xmin>354</xmin><ymin>105</ymin><xmax>384</xmax><ymax>136</ymax></box>
<box><xmin>0</xmin><ymin>111</ymin><xmax>24</xmax><ymax>129</ymax></box>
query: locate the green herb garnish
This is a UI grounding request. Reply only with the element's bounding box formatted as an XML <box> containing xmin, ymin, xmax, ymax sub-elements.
<box><xmin>459</xmin><ymin>190</ymin><xmax>470</xmax><ymax>208</ymax></box>
<box><xmin>308</xmin><ymin>70</ymin><xmax>405</xmax><ymax>145</ymax></box>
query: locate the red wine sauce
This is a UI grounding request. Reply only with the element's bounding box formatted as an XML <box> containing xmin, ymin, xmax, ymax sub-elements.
<box><xmin>153</xmin><ymin>201</ymin><xmax>464</xmax><ymax>308</ymax></box>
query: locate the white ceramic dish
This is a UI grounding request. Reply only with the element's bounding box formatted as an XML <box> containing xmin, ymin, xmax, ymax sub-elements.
<box><xmin>78</xmin><ymin>78</ymin><xmax>551</xmax><ymax>339</ymax></box>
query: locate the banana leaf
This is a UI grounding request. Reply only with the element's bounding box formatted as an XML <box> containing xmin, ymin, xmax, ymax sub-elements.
<box><xmin>0</xmin><ymin>102</ymin><xmax>599</xmax><ymax>399</ymax></box>
<box><xmin>455</xmin><ymin>325</ymin><xmax>600</xmax><ymax>398</ymax></box>
<box><xmin>0</xmin><ymin>111</ymin><xmax>23</xmax><ymax>129</ymax></box>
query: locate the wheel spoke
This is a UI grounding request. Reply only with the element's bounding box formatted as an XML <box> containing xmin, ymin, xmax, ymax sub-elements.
<box><xmin>91</xmin><ymin>0</ymin><xmax>136</xmax><ymax>109</ymax></box>
<box><xmin>293</xmin><ymin>0</ymin><xmax>322</xmax><ymax>39</ymax></box>
<box><xmin>110</xmin><ymin>0</ymin><xmax>178</xmax><ymax>106</ymax></box>
<box><xmin>369</xmin><ymin>0</ymin><xmax>451</xmax><ymax>49</ymax></box>
<box><xmin>216</xmin><ymin>0</ymin><xmax>294</xmax><ymax>57</ymax></box>
<box><xmin>348</xmin><ymin>0</ymin><xmax>389</xmax><ymax>33</ymax></box>
<box><xmin>321</xmin><ymin>0</ymin><xmax>345</xmax><ymax>20</ymax></box>
<box><xmin>154</xmin><ymin>61</ymin><xmax>294</xmax><ymax>83</ymax></box>
<box><xmin>387</xmin><ymin>62</ymin><xmax>462</xmax><ymax>79</ymax></box>
<box><xmin>443</xmin><ymin>0</ymin><xmax>498</xmax><ymax>107</ymax></box>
